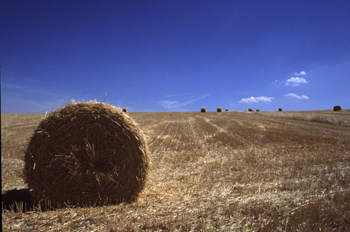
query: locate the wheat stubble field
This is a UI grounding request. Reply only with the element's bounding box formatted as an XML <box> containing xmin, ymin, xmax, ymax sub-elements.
<box><xmin>2</xmin><ymin>110</ymin><xmax>350</xmax><ymax>231</ymax></box>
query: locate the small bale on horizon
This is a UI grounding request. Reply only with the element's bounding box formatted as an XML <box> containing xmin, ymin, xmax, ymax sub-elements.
<box><xmin>333</xmin><ymin>105</ymin><xmax>341</xmax><ymax>111</ymax></box>
<box><xmin>248</xmin><ymin>108</ymin><xmax>253</xmax><ymax>112</ymax></box>
<box><xmin>122</xmin><ymin>108</ymin><xmax>128</xmax><ymax>112</ymax></box>
<box><xmin>217</xmin><ymin>107</ymin><xmax>222</xmax><ymax>112</ymax></box>
<box><xmin>201</xmin><ymin>107</ymin><xmax>206</xmax><ymax>113</ymax></box>
<box><xmin>279</xmin><ymin>108</ymin><xmax>282</xmax><ymax>111</ymax></box>
<box><xmin>225</xmin><ymin>108</ymin><xmax>229</xmax><ymax>112</ymax></box>
<box><xmin>24</xmin><ymin>101</ymin><xmax>150</xmax><ymax>208</ymax></box>
<box><xmin>256</xmin><ymin>109</ymin><xmax>260</xmax><ymax>112</ymax></box>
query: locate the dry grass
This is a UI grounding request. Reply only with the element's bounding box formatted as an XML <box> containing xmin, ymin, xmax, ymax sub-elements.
<box><xmin>254</xmin><ymin>109</ymin><xmax>350</xmax><ymax>127</ymax></box>
<box><xmin>2</xmin><ymin>110</ymin><xmax>350</xmax><ymax>231</ymax></box>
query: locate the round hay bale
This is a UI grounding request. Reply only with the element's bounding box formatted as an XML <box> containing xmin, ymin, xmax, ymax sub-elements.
<box><xmin>122</xmin><ymin>108</ymin><xmax>128</xmax><ymax>112</ymax></box>
<box><xmin>333</xmin><ymin>105</ymin><xmax>341</xmax><ymax>111</ymax></box>
<box><xmin>24</xmin><ymin>101</ymin><xmax>150</xmax><ymax>208</ymax></box>
<box><xmin>225</xmin><ymin>108</ymin><xmax>229</xmax><ymax>112</ymax></box>
<box><xmin>278</xmin><ymin>108</ymin><xmax>282</xmax><ymax>111</ymax></box>
<box><xmin>201</xmin><ymin>107</ymin><xmax>206</xmax><ymax>113</ymax></box>
<box><xmin>217</xmin><ymin>107</ymin><xmax>222</xmax><ymax>112</ymax></box>
<box><xmin>248</xmin><ymin>108</ymin><xmax>253</xmax><ymax>112</ymax></box>
<box><xmin>256</xmin><ymin>109</ymin><xmax>260</xmax><ymax>112</ymax></box>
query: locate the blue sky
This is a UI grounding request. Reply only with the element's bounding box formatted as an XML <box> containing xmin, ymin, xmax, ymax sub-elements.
<box><xmin>1</xmin><ymin>0</ymin><xmax>349</xmax><ymax>113</ymax></box>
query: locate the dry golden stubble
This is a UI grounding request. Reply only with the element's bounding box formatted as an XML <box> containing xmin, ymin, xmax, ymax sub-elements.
<box><xmin>23</xmin><ymin>101</ymin><xmax>150</xmax><ymax>208</ymax></box>
<box><xmin>3</xmin><ymin>111</ymin><xmax>350</xmax><ymax>231</ymax></box>
<box><xmin>257</xmin><ymin>110</ymin><xmax>350</xmax><ymax>127</ymax></box>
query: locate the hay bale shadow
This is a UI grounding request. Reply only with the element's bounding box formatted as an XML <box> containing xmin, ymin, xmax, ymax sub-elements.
<box><xmin>2</xmin><ymin>188</ymin><xmax>35</xmax><ymax>212</ymax></box>
<box><xmin>2</xmin><ymin>187</ymin><xmax>132</xmax><ymax>213</ymax></box>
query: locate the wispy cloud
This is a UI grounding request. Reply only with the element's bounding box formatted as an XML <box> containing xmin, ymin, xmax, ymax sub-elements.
<box><xmin>158</xmin><ymin>100</ymin><xmax>179</xmax><ymax>109</ymax></box>
<box><xmin>284</xmin><ymin>93</ymin><xmax>309</xmax><ymax>100</ymax></box>
<box><xmin>1</xmin><ymin>77</ymin><xmax>60</xmax><ymax>97</ymax></box>
<box><xmin>1</xmin><ymin>82</ymin><xmax>23</xmax><ymax>89</ymax></box>
<box><xmin>163</xmin><ymin>93</ymin><xmax>191</xmax><ymax>99</ymax></box>
<box><xmin>239</xmin><ymin>96</ymin><xmax>273</xmax><ymax>104</ymax></box>
<box><xmin>294</xmin><ymin>71</ymin><xmax>306</xmax><ymax>76</ymax></box>
<box><xmin>285</xmin><ymin>77</ymin><xmax>308</xmax><ymax>86</ymax></box>
<box><xmin>157</xmin><ymin>94</ymin><xmax>210</xmax><ymax>111</ymax></box>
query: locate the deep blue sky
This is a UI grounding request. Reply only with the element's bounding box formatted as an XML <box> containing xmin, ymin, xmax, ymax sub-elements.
<box><xmin>1</xmin><ymin>0</ymin><xmax>350</xmax><ymax>113</ymax></box>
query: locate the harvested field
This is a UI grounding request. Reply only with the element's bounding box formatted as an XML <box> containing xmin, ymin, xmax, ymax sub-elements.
<box><xmin>2</xmin><ymin>110</ymin><xmax>350</xmax><ymax>231</ymax></box>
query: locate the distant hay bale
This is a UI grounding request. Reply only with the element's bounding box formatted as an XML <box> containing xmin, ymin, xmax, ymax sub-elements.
<box><xmin>279</xmin><ymin>108</ymin><xmax>282</xmax><ymax>111</ymax></box>
<box><xmin>24</xmin><ymin>101</ymin><xmax>150</xmax><ymax>208</ymax></box>
<box><xmin>225</xmin><ymin>108</ymin><xmax>229</xmax><ymax>112</ymax></box>
<box><xmin>248</xmin><ymin>108</ymin><xmax>253</xmax><ymax>112</ymax></box>
<box><xmin>333</xmin><ymin>105</ymin><xmax>341</xmax><ymax>111</ymax></box>
<box><xmin>217</xmin><ymin>107</ymin><xmax>222</xmax><ymax>112</ymax></box>
<box><xmin>256</xmin><ymin>109</ymin><xmax>260</xmax><ymax>112</ymax></box>
<box><xmin>122</xmin><ymin>108</ymin><xmax>128</xmax><ymax>112</ymax></box>
<box><xmin>201</xmin><ymin>107</ymin><xmax>206</xmax><ymax>113</ymax></box>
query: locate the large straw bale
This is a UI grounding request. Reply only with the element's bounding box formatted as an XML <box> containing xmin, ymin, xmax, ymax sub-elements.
<box><xmin>24</xmin><ymin>101</ymin><xmax>150</xmax><ymax>208</ymax></box>
<box><xmin>217</xmin><ymin>107</ymin><xmax>222</xmax><ymax>112</ymax></box>
<box><xmin>201</xmin><ymin>107</ymin><xmax>206</xmax><ymax>113</ymax></box>
<box><xmin>333</xmin><ymin>105</ymin><xmax>341</xmax><ymax>111</ymax></box>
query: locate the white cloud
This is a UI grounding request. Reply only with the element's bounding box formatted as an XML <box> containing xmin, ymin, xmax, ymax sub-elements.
<box><xmin>294</xmin><ymin>71</ymin><xmax>306</xmax><ymax>76</ymax></box>
<box><xmin>239</xmin><ymin>96</ymin><xmax>273</xmax><ymax>104</ymax></box>
<box><xmin>286</xmin><ymin>77</ymin><xmax>308</xmax><ymax>86</ymax></box>
<box><xmin>284</xmin><ymin>93</ymin><xmax>309</xmax><ymax>100</ymax></box>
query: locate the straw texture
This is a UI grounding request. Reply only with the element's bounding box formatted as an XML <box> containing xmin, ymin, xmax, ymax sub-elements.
<box><xmin>24</xmin><ymin>101</ymin><xmax>150</xmax><ymax>208</ymax></box>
